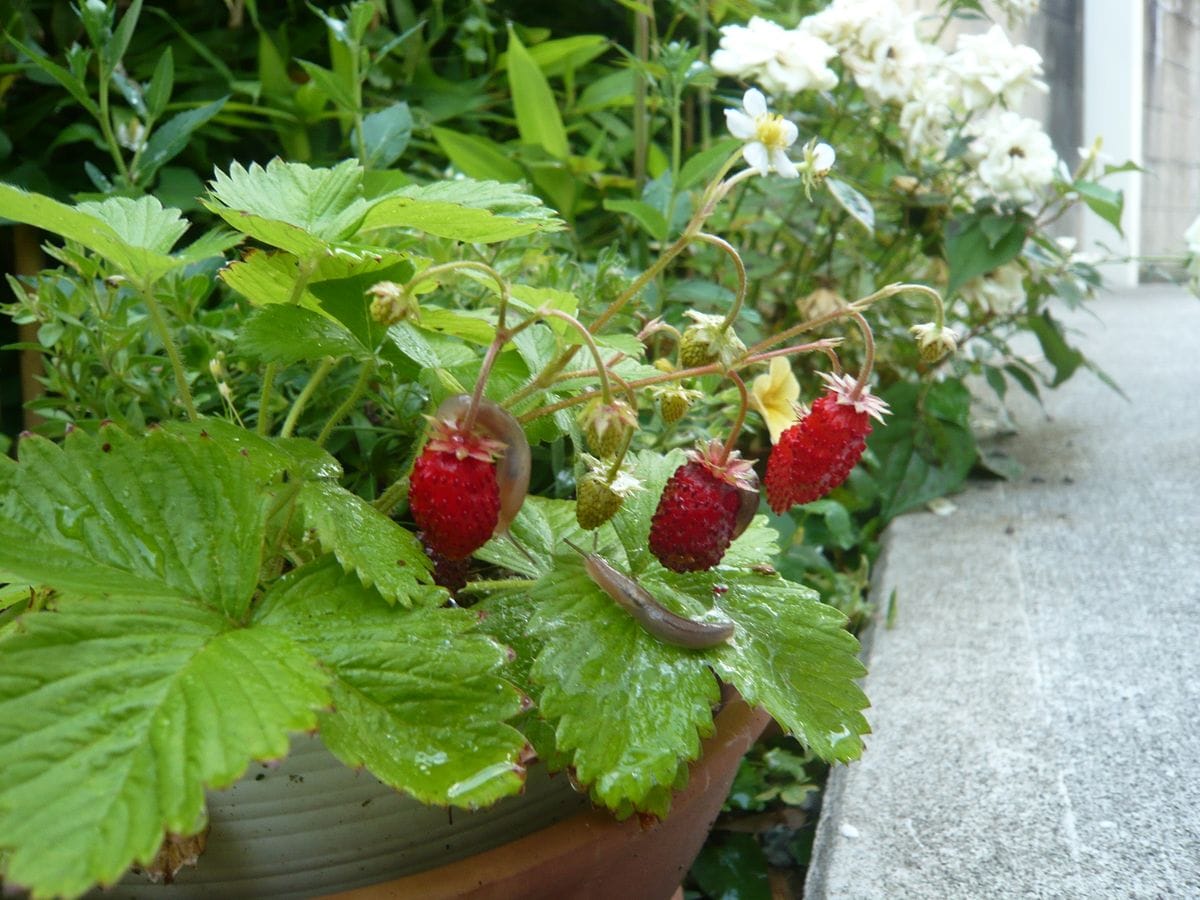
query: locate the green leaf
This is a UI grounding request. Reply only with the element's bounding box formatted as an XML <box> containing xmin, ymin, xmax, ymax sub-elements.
<box><xmin>432</xmin><ymin>127</ymin><xmax>525</xmax><ymax>183</ymax></box>
<box><xmin>0</xmin><ymin>185</ymin><xmax>213</xmax><ymax>281</ymax></box>
<box><xmin>1075</xmin><ymin>180</ymin><xmax>1124</xmax><ymax>234</ymax></box>
<box><xmin>256</xmin><ymin>560</ymin><xmax>528</xmax><ymax>807</ymax></box>
<box><xmin>525</xmin><ymin>559</ymin><xmax>721</xmax><ymax>815</ymax></box>
<box><xmin>690</xmin><ymin>833</ymin><xmax>772</xmax><ymax>900</ymax></box>
<box><xmin>219</xmin><ymin>247</ymin><xmax>411</xmax><ymax>309</ymax></box>
<box><xmin>239</xmin><ymin>304</ymin><xmax>369</xmax><ymax>364</ymax></box>
<box><xmin>76</xmin><ymin>195</ymin><xmax>189</xmax><ymax>254</ymax></box>
<box><xmin>144</xmin><ymin>46</ymin><xmax>174</xmax><ymax>120</ymax></box>
<box><xmin>707</xmin><ymin>569</ymin><xmax>868</xmax><ymax>762</ymax></box>
<box><xmin>355</xmin><ymin>102</ymin><xmax>413</xmax><ymax>169</ymax></box>
<box><xmin>477</xmin><ymin>477</ymin><xmax>870</xmax><ymax>814</ymax></box>
<box><xmin>506</xmin><ymin>26</ymin><xmax>569</xmax><ymax>160</ymax></box>
<box><xmin>361</xmin><ymin>179</ymin><xmax>564</xmax><ymax>242</ymax></box>
<box><xmin>295</xmin><ymin>58</ymin><xmax>356</xmax><ymax>110</ymax></box>
<box><xmin>603</xmin><ymin>197</ymin><xmax>668</xmax><ymax>241</ymax></box>
<box><xmin>0</xmin><ymin>596</ymin><xmax>328</xmax><ymax>899</ymax></box>
<box><xmin>297</xmin><ymin>481</ymin><xmax>438</xmax><ymax>605</ymax></box>
<box><xmin>498</xmin><ymin>34</ymin><xmax>609</xmax><ymax>78</ymax></box>
<box><xmin>1026</xmin><ymin>310</ymin><xmax>1084</xmax><ymax>387</ymax></box>
<box><xmin>945</xmin><ymin>213</ymin><xmax>1028</xmax><ymax>296</ymax></box>
<box><xmin>0</xmin><ymin>428</ymin><xmax>267</xmax><ymax>618</ymax></box>
<box><xmin>827</xmin><ymin>178</ymin><xmax>875</xmax><ymax>233</ymax></box>
<box><xmin>103</xmin><ymin>0</ymin><xmax>144</xmax><ymax>73</ymax></box>
<box><xmin>134</xmin><ymin>96</ymin><xmax>227</xmax><ymax>184</ymax></box>
<box><xmin>678</xmin><ymin>137</ymin><xmax>741</xmax><ymax>190</ymax></box>
<box><xmin>163</xmin><ymin>418</ymin><xmax>343</xmax><ymax>482</ymax></box>
<box><xmin>8</xmin><ymin>38</ymin><xmax>100</xmax><ymax>118</ymax></box>
<box><xmin>205</xmin><ymin>159</ymin><xmax>369</xmax><ymax>250</ymax></box>
<box><xmin>866</xmin><ymin>379</ymin><xmax>977</xmax><ymax>521</ymax></box>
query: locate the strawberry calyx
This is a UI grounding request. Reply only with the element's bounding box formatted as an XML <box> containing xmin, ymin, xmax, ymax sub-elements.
<box><xmin>424</xmin><ymin>414</ymin><xmax>508</xmax><ymax>462</ymax></box>
<box><xmin>687</xmin><ymin>438</ymin><xmax>759</xmax><ymax>492</ymax></box>
<box><xmin>818</xmin><ymin>371</ymin><xmax>890</xmax><ymax>423</ymax></box>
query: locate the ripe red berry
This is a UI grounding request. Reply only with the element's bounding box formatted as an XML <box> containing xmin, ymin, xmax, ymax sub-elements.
<box><xmin>764</xmin><ymin>373</ymin><xmax>888</xmax><ymax>514</ymax></box>
<box><xmin>409</xmin><ymin>417</ymin><xmax>506</xmax><ymax>560</ymax></box>
<box><xmin>649</xmin><ymin>441</ymin><xmax>759</xmax><ymax>573</ymax></box>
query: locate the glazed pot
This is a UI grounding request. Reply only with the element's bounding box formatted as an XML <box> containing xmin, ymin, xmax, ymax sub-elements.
<box><xmin>101</xmin><ymin>693</ymin><xmax>770</xmax><ymax>900</ymax></box>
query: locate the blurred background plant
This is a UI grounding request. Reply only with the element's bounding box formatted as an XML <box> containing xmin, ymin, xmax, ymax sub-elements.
<box><xmin>0</xmin><ymin>0</ymin><xmax>1132</xmax><ymax>893</ymax></box>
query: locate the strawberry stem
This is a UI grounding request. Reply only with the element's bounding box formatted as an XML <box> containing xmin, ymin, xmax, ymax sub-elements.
<box><xmin>848</xmin><ymin>310</ymin><xmax>875</xmax><ymax>400</ymax></box>
<box><xmin>316</xmin><ymin>360</ymin><xmax>374</xmax><ymax>447</ymax></box>
<box><xmin>407</xmin><ymin>260</ymin><xmax>511</xmax><ymax>330</ymax></box>
<box><xmin>693</xmin><ymin>232</ymin><xmax>747</xmax><ymax>334</ymax></box>
<box><xmin>541</xmin><ymin>308</ymin><xmax>615</xmax><ymax>404</ymax></box>
<box><xmin>517</xmin><ymin>339</ymin><xmax>841</xmax><ymax>423</ymax></box>
<box><xmin>465</xmin><ymin>336</ymin><xmax>505</xmax><ymax>433</ymax></box>
<box><xmin>504</xmin><ymin>152</ymin><xmax>748</xmax><ymax>411</ymax></box>
<box><xmin>721</xmin><ymin>371</ymin><xmax>750</xmax><ymax>463</ymax></box>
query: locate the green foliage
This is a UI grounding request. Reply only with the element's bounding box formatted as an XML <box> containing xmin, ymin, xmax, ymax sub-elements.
<box><xmin>473</xmin><ymin>452</ymin><xmax>869</xmax><ymax>817</ymax></box>
<box><xmin>0</xmin><ymin>428</ymin><xmax>267</xmax><ymax>615</ymax></box>
<box><xmin>256</xmin><ymin>560</ymin><xmax>529</xmax><ymax>808</ymax></box>
<box><xmin>0</xmin><ymin>596</ymin><xmax>329</xmax><ymax>899</ymax></box>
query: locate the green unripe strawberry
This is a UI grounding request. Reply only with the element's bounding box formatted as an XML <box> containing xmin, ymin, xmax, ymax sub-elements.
<box><xmin>679</xmin><ymin>327</ymin><xmax>718</xmax><ymax>368</ymax></box>
<box><xmin>578</xmin><ymin>398</ymin><xmax>638</xmax><ymax>458</ymax></box>
<box><xmin>575</xmin><ymin>471</ymin><xmax>625</xmax><ymax>530</ymax></box>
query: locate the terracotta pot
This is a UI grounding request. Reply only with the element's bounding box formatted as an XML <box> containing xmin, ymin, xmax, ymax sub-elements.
<box><xmin>101</xmin><ymin>693</ymin><xmax>769</xmax><ymax>900</ymax></box>
<box><xmin>325</xmin><ymin>693</ymin><xmax>771</xmax><ymax>900</ymax></box>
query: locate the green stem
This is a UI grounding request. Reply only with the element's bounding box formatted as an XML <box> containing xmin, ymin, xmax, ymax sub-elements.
<box><xmin>139</xmin><ymin>281</ymin><xmax>197</xmax><ymax>421</ymax></box>
<box><xmin>408</xmin><ymin>260</ymin><xmax>511</xmax><ymax>330</ymax></box>
<box><xmin>258</xmin><ymin>259</ymin><xmax>317</xmax><ymax>436</ymax></box>
<box><xmin>97</xmin><ymin>78</ymin><xmax>131</xmax><ymax>185</ymax></box>
<box><xmin>721</xmin><ymin>371</ymin><xmax>750</xmax><ymax>463</ymax></box>
<box><xmin>517</xmin><ymin>338</ymin><xmax>841</xmax><ymax>424</ymax></box>
<box><xmin>280</xmin><ymin>357</ymin><xmax>337</xmax><ymax>438</ymax></box>
<box><xmin>694</xmin><ymin>232</ymin><xmax>747</xmax><ymax>331</ymax></box>
<box><xmin>316</xmin><ymin>361</ymin><xmax>374</xmax><ymax>447</ymax></box>
<box><xmin>502</xmin><ymin>153</ymin><xmax>749</xmax><ymax>412</ymax></box>
<box><xmin>542</xmin><ymin>309</ymin><xmax>613</xmax><ymax>404</ymax></box>
<box><xmin>374</xmin><ymin>476</ymin><xmax>409</xmax><ymax>516</ymax></box>
<box><xmin>847</xmin><ymin>310</ymin><xmax>876</xmax><ymax>399</ymax></box>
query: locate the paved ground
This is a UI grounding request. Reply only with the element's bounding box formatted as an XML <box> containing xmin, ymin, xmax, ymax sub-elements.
<box><xmin>806</xmin><ymin>286</ymin><xmax>1200</xmax><ymax>899</ymax></box>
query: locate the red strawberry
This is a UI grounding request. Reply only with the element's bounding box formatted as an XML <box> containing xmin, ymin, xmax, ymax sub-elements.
<box><xmin>649</xmin><ymin>440</ymin><xmax>760</xmax><ymax>573</ymax></box>
<box><xmin>409</xmin><ymin>416</ymin><xmax>506</xmax><ymax>560</ymax></box>
<box><xmin>765</xmin><ymin>373</ymin><xmax>889</xmax><ymax>513</ymax></box>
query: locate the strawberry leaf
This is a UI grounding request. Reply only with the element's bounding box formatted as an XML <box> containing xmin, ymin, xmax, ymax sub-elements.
<box><xmin>219</xmin><ymin>247</ymin><xmax>412</xmax><ymax>309</ymax></box>
<box><xmin>0</xmin><ymin>428</ymin><xmax>268</xmax><ymax>617</ymax></box>
<box><xmin>204</xmin><ymin>159</ymin><xmax>370</xmax><ymax>253</ymax></box>
<box><xmin>256</xmin><ymin>560</ymin><xmax>528</xmax><ymax>808</ymax></box>
<box><xmin>473</xmin><ymin>454</ymin><xmax>870</xmax><ymax>813</ymax></box>
<box><xmin>523</xmin><ymin>559</ymin><xmax>721</xmax><ymax>817</ymax></box>
<box><xmin>0</xmin><ymin>596</ymin><xmax>329</xmax><ymax>899</ymax></box>
<box><xmin>0</xmin><ymin>185</ymin><xmax>234</xmax><ymax>282</ymax></box>
<box><xmin>297</xmin><ymin>481</ymin><xmax>440</xmax><ymax>606</ymax></box>
<box><xmin>361</xmin><ymin>179</ymin><xmax>564</xmax><ymax>243</ymax></box>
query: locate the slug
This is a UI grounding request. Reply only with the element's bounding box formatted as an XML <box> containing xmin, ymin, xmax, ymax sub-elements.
<box><xmin>435</xmin><ymin>394</ymin><xmax>531</xmax><ymax>537</ymax></box>
<box><xmin>732</xmin><ymin>470</ymin><xmax>761</xmax><ymax>541</ymax></box>
<box><xmin>564</xmin><ymin>539</ymin><xmax>735</xmax><ymax>649</ymax></box>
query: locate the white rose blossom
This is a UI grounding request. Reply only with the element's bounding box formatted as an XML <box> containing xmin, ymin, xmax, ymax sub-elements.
<box><xmin>712</xmin><ymin>16</ymin><xmax>838</xmax><ymax>96</ymax></box>
<box><xmin>990</xmin><ymin>0</ymin><xmax>1040</xmax><ymax>28</ymax></box>
<box><xmin>725</xmin><ymin>89</ymin><xmax>800</xmax><ymax>178</ymax></box>
<box><xmin>948</xmin><ymin>25</ymin><xmax>1047</xmax><ymax>111</ymax></box>
<box><xmin>967</xmin><ymin>110</ymin><xmax>1058</xmax><ymax>205</ymax></box>
<box><xmin>961</xmin><ymin>263</ymin><xmax>1027</xmax><ymax>315</ymax></box>
<box><xmin>802</xmin><ymin>0</ymin><xmax>939</xmax><ymax>107</ymax></box>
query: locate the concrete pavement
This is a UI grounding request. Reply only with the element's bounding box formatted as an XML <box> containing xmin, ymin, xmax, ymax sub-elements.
<box><xmin>806</xmin><ymin>286</ymin><xmax>1200</xmax><ymax>899</ymax></box>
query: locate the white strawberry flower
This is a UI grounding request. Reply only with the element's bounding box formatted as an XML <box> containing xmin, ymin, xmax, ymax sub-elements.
<box><xmin>724</xmin><ymin>89</ymin><xmax>800</xmax><ymax>179</ymax></box>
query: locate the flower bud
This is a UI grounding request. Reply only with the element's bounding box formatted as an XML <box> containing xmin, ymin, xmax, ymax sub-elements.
<box><xmin>577</xmin><ymin>397</ymin><xmax>638</xmax><ymax>458</ymax></box>
<box><xmin>910</xmin><ymin>322</ymin><xmax>959</xmax><ymax>362</ymax></box>
<box><xmin>367</xmin><ymin>281</ymin><xmax>419</xmax><ymax>326</ymax></box>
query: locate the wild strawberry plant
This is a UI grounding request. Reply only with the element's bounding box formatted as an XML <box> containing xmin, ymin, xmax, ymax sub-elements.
<box><xmin>0</xmin><ymin>2</ymin><xmax>1133</xmax><ymax>896</ymax></box>
<box><xmin>0</xmin><ymin>100</ymin><xmax>941</xmax><ymax>892</ymax></box>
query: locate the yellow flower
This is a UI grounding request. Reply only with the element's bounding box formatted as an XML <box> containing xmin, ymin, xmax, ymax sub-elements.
<box><xmin>751</xmin><ymin>357</ymin><xmax>801</xmax><ymax>444</ymax></box>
